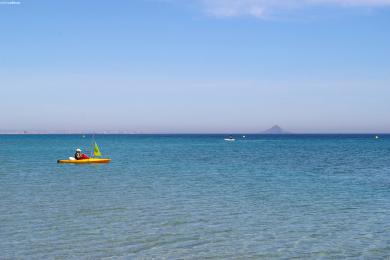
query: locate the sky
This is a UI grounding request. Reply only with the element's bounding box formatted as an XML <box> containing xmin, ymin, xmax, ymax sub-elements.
<box><xmin>0</xmin><ymin>0</ymin><xmax>389</xmax><ymax>133</ymax></box>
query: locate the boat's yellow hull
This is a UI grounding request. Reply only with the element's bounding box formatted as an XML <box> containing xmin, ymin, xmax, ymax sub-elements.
<box><xmin>57</xmin><ymin>158</ymin><xmax>111</xmax><ymax>164</ymax></box>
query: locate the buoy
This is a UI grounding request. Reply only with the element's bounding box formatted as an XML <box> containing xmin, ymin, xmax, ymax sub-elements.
<box><xmin>375</xmin><ymin>136</ymin><xmax>379</xmax><ymax>139</ymax></box>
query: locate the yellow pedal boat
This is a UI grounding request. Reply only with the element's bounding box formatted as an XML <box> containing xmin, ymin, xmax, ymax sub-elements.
<box><xmin>57</xmin><ymin>158</ymin><xmax>111</xmax><ymax>164</ymax></box>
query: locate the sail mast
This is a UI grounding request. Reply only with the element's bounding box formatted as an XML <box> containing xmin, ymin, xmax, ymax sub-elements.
<box><xmin>91</xmin><ymin>134</ymin><xmax>95</xmax><ymax>158</ymax></box>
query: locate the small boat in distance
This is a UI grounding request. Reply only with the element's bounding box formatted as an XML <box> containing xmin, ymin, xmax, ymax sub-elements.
<box><xmin>224</xmin><ymin>136</ymin><xmax>236</xmax><ymax>142</ymax></box>
<box><xmin>57</xmin><ymin>137</ymin><xmax>111</xmax><ymax>164</ymax></box>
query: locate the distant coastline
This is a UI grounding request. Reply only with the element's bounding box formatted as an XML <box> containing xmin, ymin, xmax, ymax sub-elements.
<box><xmin>1</xmin><ymin>125</ymin><xmax>388</xmax><ymax>135</ymax></box>
<box><xmin>0</xmin><ymin>131</ymin><xmax>389</xmax><ymax>135</ymax></box>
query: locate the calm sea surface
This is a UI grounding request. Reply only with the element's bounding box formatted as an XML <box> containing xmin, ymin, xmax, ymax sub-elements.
<box><xmin>1</xmin><ymin>134</ymin><xmax>390</xmax><ymax>259</ymax></box>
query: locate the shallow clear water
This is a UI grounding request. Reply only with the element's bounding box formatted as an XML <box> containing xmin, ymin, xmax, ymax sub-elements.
<box><xmin>1</xmin><ymin>134</ymin><xmax>390</xmax><ymax>259</ymax></box>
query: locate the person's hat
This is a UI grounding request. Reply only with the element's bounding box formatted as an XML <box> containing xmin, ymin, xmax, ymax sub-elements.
<box><xmin>76</xmin><ymin>148</ymin><xmax>81</xmax><ymax>152</ymax></box>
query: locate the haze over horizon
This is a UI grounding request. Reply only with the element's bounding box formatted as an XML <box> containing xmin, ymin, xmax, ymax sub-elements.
<box><xmin>1</xmin><ymin>0</ymin><xmax>389</xmax><ymax>133</ymax></box>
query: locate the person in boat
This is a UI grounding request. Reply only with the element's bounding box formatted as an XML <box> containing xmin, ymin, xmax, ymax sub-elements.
<box><xmin>74</xmin><ymin>148</ymin><xmax>89</xmax><ymax>160</ymax></box>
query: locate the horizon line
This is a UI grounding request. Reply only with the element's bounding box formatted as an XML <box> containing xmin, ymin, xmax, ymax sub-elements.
<box><xmin>0</xmin><ymin>132</ymin><xmax>389</xmax><ymax>135</ymax></box>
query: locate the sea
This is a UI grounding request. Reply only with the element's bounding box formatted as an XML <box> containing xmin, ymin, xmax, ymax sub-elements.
<box><xmin>1</xmin><ymin>134</ymin><xmax>390</xmax><ymax>259</ymax></box>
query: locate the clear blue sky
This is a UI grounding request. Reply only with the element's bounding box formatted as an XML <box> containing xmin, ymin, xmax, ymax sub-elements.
<box><xmin>1</xmin><ymin>0</ymin><xmax>389</xmax><ymax>133</ymax></box>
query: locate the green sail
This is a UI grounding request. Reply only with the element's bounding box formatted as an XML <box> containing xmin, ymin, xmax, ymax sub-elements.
<box><xmin>93</xmin><ymin>142</ymin><xmax>102</xmax><ymax>157</ymax></box>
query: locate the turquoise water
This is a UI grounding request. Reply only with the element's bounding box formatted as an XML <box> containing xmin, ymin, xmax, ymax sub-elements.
<box><xmin>1</xmin><ymin>134</ymin><xmax>390</xmax><ymax>259</ymax></box>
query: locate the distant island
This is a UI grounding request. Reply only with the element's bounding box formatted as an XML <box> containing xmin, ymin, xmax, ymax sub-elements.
<box><xmin>263</xmin><ymin>125</ymin><xmax>290</xmax><ymax>134</ymax></box>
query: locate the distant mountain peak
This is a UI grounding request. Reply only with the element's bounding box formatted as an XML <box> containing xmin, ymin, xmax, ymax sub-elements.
<box><xmin>263</xmin><ymin>125</ymin><xmax>289</xmax><ymax>134</ymax></box>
